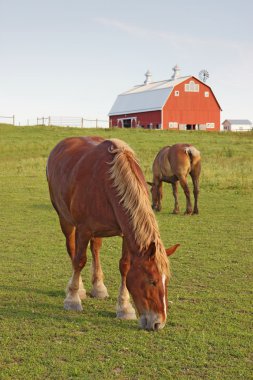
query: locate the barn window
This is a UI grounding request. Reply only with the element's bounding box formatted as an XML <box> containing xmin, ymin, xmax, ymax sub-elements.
<box><xmin>206</xmin><ymin>122</ymin><xmax>215</xmax><ymax>128</ymax></box>
<box><xmin>175</xmin><ymin>90</ymin><xmax>180</xmax><ymax>96</ymax></box>
<box><xmin>169</xmin><ymin>122</ymin><xmax>178</xmax><ymax>129</ymax></box>
<box><xmin>205</xmin><ymin>91</ymin><xmax>209</xmax><ymax>97</ymax></box>
<box><xmin>185</xmin><ymin>80</ymin><xmax>199</xmax><ymax>92</ymax></box>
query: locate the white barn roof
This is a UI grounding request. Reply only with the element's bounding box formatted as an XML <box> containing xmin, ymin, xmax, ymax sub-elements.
<box><xmin>109</xmin><ymin>76</ymin><xmax>190</xmax><ymax>116</ymax></box>
<box><xmin>223</xmin><ymin>119</ymin><xmax>252</xmax><ymax>125</ymax></box>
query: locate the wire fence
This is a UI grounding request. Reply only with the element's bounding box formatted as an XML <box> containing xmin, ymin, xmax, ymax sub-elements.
<box><xmin>37</xmin><ymin>116</ymin><xmax>109</xmax><ymax>128</ymax></box>
<box><xmin>0</xmin><ymin>115</ymin><xmax>109</xmax><ymax>128</ymax></box>
<box><xmin>0</xmin><ymin>115</ymin><xmax>15</xmax><ymax>125</ymax></box>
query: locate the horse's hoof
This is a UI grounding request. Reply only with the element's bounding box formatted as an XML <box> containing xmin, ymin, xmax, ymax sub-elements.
<box><xmin>116</xmin><ymin>310</ymin><xmax>137</xmax><ymax>320</ymax></box>
<box><xmin>64</xmin><ymin>292</ymin><xmax>83</xmax><ymax>311</ymax></box>
<box><xmin>116</xmin><ymin>303</ymin><xmax>137</xmax><ymax>320</ymax></box>
<box><xmin>90</xmin><ymin>289</ymin><xmax>109</xmax><ymax>299</ymax></box>
<box><xmin>172</xmin><ymin>209</ymin><xmax>180</xmax><ymax>214</ymax></box>
<box><xmin>64</xmin><ymin>300</ymin><xmax>83</xmax><ymax>312</ymax></box>
<box><xmin>90</xmin><ymin>283</ymin><xmax>109</xmax><ymax>299</ymax></box>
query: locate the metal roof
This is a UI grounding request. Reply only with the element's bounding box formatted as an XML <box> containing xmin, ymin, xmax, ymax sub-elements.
<box><xmin>109</xmin><ymin>76</ymin><xmax>191</xmax><ymax>116</ymax></box>
<box><xmin>223</xmin><ymin>119</ymin><xmax>252</xmax><ymax>125</ymax></box>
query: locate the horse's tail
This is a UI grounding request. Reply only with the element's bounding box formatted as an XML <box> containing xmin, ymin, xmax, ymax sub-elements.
<box><xmin>185</xmin><ymin>146</ymin><xmax>201</xmax><ymax>167</ymax></box>
<box><xmin>185</xmin><ymin>146</ymin><xmax>200</xmax><ymax>158</ymax></box>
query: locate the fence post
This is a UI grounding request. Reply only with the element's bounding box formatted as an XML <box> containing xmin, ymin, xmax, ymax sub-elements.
<box><xmin>96</xmin><ymin>119</ymin><xmax>98</xmax><ymax>128</ymax></box>
<box><xmin>81</xmin><ymin>118</ymin><xmax>83</xmax><ymax>128</ymax></box>
<box><xmin>13</xmin><ymin>115</ymin><xmax>15</xmax><ymax>125</ymax></box>
<box><xmin>48</xmin><ymin>116</ymin><xmax>51</xmax><ymax>126</ymax></box>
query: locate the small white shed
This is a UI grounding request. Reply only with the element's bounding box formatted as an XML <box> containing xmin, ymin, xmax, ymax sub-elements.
<box><xmin>222</xmin><ymin>119</ymin><xmax>252</xmax><ymax>132</ymax></box>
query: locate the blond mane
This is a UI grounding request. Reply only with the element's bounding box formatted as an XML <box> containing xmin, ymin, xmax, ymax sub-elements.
<box><xmin>107</xmin><ymin>139</ymin><xmax>170</xmax><ymax>278</ymax></box>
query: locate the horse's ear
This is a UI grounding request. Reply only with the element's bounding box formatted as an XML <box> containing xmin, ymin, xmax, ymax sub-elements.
<box><xmin>148</xmin><ymin>241</ymin><xmax>156</xmax><ymax>259</ymax></box>
<box><xmin>166</xmin><ymin>244</ymin><xmax>180</xmax><ymax>256</ymax></box>
<box><xmin>147</xmin><ymin>181</ymin><xmax>154</xmax><ymax>186</ymax></box>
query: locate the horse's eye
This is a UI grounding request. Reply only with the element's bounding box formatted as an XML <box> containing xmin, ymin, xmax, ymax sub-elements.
<box><xmin>150</xmin><ymin>280</ymin><xmax>157</xmax><ymax>286</ymax></box>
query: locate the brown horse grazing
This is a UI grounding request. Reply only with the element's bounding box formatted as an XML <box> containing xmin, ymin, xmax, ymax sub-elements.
<box><xmin>148</xmin><ymin>144</ymin><xmax>201</xmax><ymax>215</ymax></box>
<box><xmin>47</xmin><ymin>136</ymin><xmax>180</xmax><ymax>331</ymax></box>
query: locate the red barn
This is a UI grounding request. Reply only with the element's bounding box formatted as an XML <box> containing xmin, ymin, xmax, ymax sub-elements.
<box><xmin>109</xmin><ymin>66</ymin><xmax>221</xmax><ymax>131</ymax></box>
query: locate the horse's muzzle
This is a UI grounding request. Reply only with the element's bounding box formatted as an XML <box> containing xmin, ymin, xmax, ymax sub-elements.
<box><xmin>140</xmin><ymin>314</ymin><xmax>165</xmax><ymax>331</ymax></box>
<box><xmin>152</xmin><ymin>204</ymin><xmax>161</xmax><ymax>212</ymax></box>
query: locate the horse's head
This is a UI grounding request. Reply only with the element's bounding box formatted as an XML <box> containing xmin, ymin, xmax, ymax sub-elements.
<box><xmin>147</xmin><ymin>181</ymin><xmax>162</xmax><ymax>211</ymax></box>
<box><xmin>126</xmin><ymin>243</ymin><xmax>180</xmax><ymax>331</ymax></box>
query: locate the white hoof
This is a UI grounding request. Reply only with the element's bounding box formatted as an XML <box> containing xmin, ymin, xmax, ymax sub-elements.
<box><xmin>116</xmin><ymin>304</ymin><xmax>137</xmax><ymax>320</ymax></box>
<box><xmin>91</xmin><ymin>282</ymin><xmax>109</xmax><ymax>299</ymax></box>
<box><xmin>64</xmin><ymin>292</ymin><xmax>82</xmax><ymax>311</ymax></box>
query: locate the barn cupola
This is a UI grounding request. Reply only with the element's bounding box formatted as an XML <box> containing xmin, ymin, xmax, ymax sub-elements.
<box><xmin>171</xmin><ymin>64</ymin><xmax>181</xmax><ymax>80</ymax></box>
<box><xmin>144</xmin><ymin>70</ymin><xmax>152</xmax><ymax>84</ymax></box>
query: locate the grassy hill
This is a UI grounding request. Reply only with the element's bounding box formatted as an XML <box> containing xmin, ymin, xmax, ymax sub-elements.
<box><xmin>0</xmin><ymin>124</ymin><xmax>252</xmax><ymax>379</ymax></box>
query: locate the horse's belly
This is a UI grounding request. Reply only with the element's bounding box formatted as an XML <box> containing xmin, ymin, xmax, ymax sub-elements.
<box><xmin>92</xmin><ymin>229</ymin><xmax>122</xmax><ymax>238</ymax></box>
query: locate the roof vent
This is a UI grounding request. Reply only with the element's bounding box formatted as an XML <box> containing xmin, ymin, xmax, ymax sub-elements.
<box><xmin>171</xmin><ymin>64</ymin><xmax>181</xmax><ymax>80</ymax></box>
<box><xmin>144</xmin><ymin>70</ymin><xmax>152</xmax><ymax>84</ymax></box>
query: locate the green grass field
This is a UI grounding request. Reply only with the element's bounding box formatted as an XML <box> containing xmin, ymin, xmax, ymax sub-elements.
<box><xmin>0</xmin><ymin>124</ymin><xmax>252</xmax><ymax>380</ymax></box>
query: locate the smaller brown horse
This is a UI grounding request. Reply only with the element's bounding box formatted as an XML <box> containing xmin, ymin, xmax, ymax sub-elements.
<box><xmin>148</xmin><ymin>144</ymin><xmax>201</xmax><ymax>215</ymax></box>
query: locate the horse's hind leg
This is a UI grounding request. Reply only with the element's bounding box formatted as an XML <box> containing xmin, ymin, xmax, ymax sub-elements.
<box><xmin>171</xmin><ymin>181</ymin><xmax>180</xmax><ymax>214</ymax></box>
<box><xmin>178</xmin><ymin>176</ymin><xmax>193</xmax><ymax>214</ymax></box>
<box><xmin>116</xmin><ymin>238</ymin><xmax>137</xmax><ymax>320</ymax></box>
<box><xmin>64</xmin><ymin>227</ymin><xmax>89</xmax><ymax>311</ymax></box>
<box><xmin>190</xmin><ymin>173</ymin><xmax>200</xmax><ymax>214</ymax></box>
<box><xmin>90</xmin><ymin>237</ymin><xmax>109</xmax><ymax>299</ymax></box>
<box><xmin>190</xmin><ymin>161</ymin><xmax>201</xmax><ymax>214</ymax></box>
<box><xmin>59</xmin><ymin>217</ymin><xmax>86</xmax><ymax>300</ymax></box>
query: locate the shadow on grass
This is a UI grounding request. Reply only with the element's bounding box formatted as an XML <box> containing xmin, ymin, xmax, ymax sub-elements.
<box><xmin>0</xmin><ymin>306</ymin><xmax>138</xmax><ymax>332</ymax></box>
<box><xmin>0</xmin><ymin>285</ymin><xmax>138</xmax><ymax>331</ymax></box>
<box><xmin>0</xmin><ymin>284</ymin><xmax>64</xmax><ymax>297</ymax></box>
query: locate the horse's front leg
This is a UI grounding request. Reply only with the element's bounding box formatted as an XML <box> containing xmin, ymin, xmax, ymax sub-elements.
<box><xmin>90</xmin><ymin>237</ymin><xmax>109</xmax><ymax>299</ymax></box>
<box><xmin>59</xmin><ymin>216</ymin><xmax>86</xmax><ymax>300</ymax></box>
<box><xmin>116</xmin><ymin>238</ymin><xmax>137</xmax><ymax>320</ymax></box>
<box><xmin>171</xmin><ymin>181</ymin><xmax>180</xmax><ymax>214</ymax></box>
<box><xmin>156</xmin><ymin>180</ymin><xmax>163</xmax><ymax>211</ymax></box>
<box><xmin>64</xmin><ymin>227</ymin><xmax>89</xmax><ymax>311</ymax></box>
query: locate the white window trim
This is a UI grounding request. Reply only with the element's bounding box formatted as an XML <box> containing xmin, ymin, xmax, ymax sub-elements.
<box><xmin>169</xmin><ymin>122</ymin><xmax>178</xmax><ymax>129</ymax></box>
<box><xmin>185</xmin><ymin>80</ymin><xmax>199</xmax><ymax>92</ymax></box>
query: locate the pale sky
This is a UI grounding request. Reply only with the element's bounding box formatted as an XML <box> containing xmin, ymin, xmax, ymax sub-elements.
<box><xmin>1</xmin><ymin>0</ymin><xmax>253</xmax><ymax>126</ymax></box>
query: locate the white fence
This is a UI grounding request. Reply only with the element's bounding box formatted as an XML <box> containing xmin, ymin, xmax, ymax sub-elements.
<box><xmin>37</xmin><ymin>116</ymin><xmax>109</xmax><ymax>128</ymax></box>
<box><xmin>0</xmin><ymin>115</ymin><xmax>15</xmax><ymax>125</ymax></box>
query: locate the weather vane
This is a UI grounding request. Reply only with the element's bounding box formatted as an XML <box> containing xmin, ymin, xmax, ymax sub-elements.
<box><xmin>198</xmin><ymin>69</ymin><xmax>209</xmax><ymax>82</ymax></box>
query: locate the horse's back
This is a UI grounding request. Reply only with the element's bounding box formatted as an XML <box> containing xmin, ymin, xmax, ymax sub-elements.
<box><xmin>47</xmin><ymin>136</ymin><xmax>104</xmax><ymax>173</ymax></box>
<box><xmin>154</xmin><ymin>144</ymin><xmax>200</xmax><ymax>179</ymax></box>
